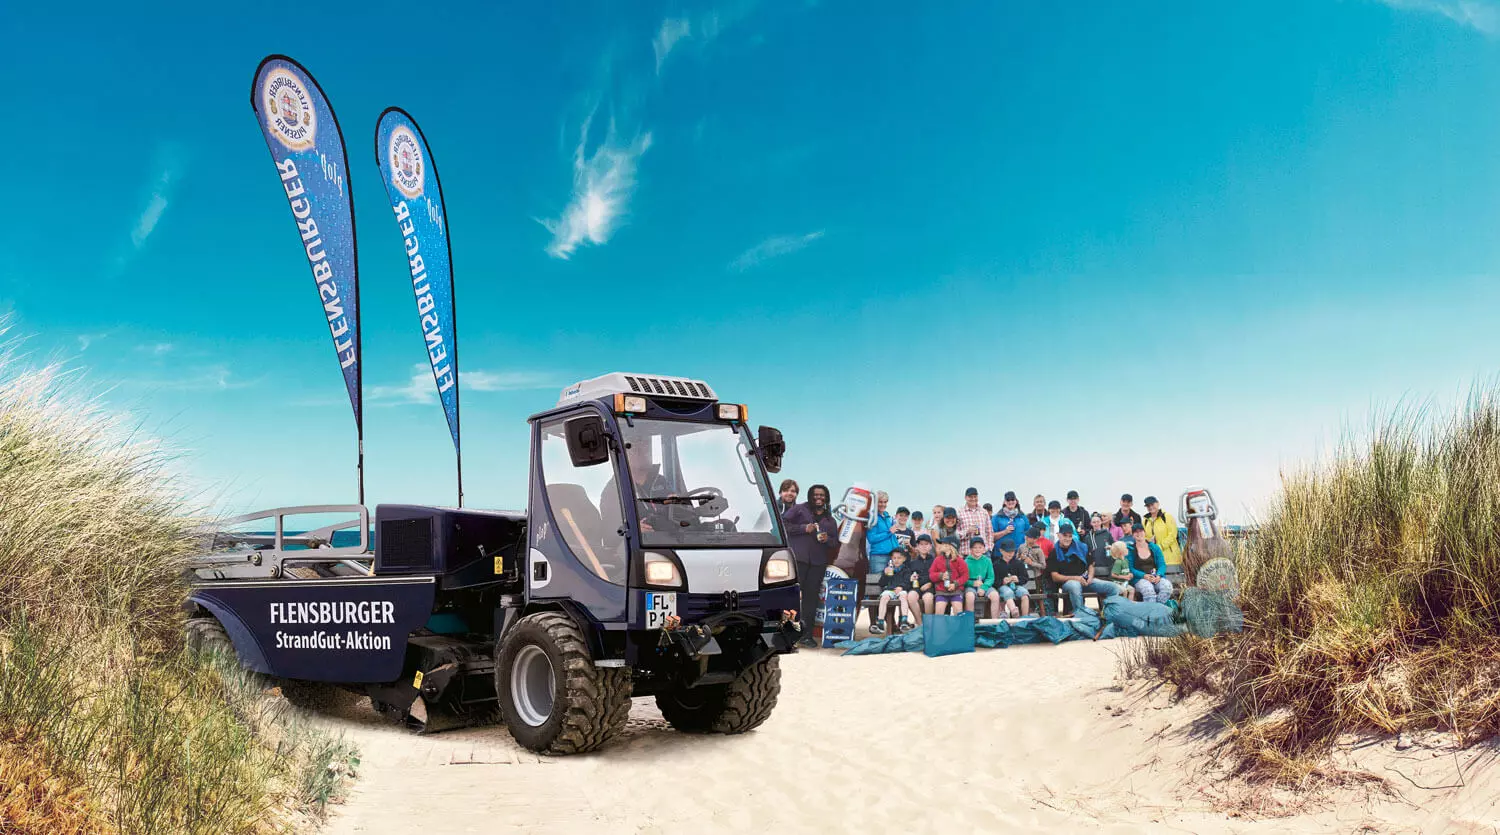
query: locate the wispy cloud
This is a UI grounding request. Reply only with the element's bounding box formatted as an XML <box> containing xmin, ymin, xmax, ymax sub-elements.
<box><xmin>540</xmin><ymin>110</ymin><xmax>652</xmax><ymax>260</ymax></box>
<box><xmin>77</xmin><ymin>332</ymin><xmax>110</xmax><ymax>352</ymax></box>
<box><xmin>369</xmin><ymin>364</ymin><xmax>558</xmax><ymax>405</ymax></box>
<box><xmin>130</xmin><ymin>145</ymin><xmax>186</xmax><ymax>251</ymax></box>
<box><xmin>136</xmin><ymin>342</ymin><xmax>174</xmax><ymax>357</ymax></box>
<box><xmin>654</xmin><ymin>18</ymin><xmax>692</xmax><ymax>73</ymax></box>
<box><xmin>729</xmin><ymin>230</ymin><xmax>825</xmax><ymax>272</ymax></box>
<box><xmin>111</xmin><ymin>143</ymin><xmax>188</xmax><ymax>278</ymax></box>
<box><xmin>1374</xmin><ymin>0</ymin><xmax>1500</xmax><ymax>33</ymax></box>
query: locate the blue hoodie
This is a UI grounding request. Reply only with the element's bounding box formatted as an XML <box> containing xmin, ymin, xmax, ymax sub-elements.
<box><xmin>866</xmin><ymin>511</ymin><xmax>898</xmax><ymax>556</ymax></box>
<box><xmin>991</xmin><ymin>510</ymin><xmax>1030</xmax><ymax>554</ymax></box>
<box><xmin>1126</xmin><ymin>540</ymin><xmax>1167</xmax><ymax>583</ymax></box>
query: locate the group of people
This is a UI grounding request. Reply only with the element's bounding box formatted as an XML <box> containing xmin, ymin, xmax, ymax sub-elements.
<box><xmin>777</xmin><ymin>482</ymin><xmax>1182</xmax><ymax>646</ymax></box>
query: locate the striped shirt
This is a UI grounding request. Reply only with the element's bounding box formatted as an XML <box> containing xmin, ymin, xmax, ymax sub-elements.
<box><xmin>955</xmin><ymin>504</ymin><xmax>993</xmax><ymax>550</ymax></box>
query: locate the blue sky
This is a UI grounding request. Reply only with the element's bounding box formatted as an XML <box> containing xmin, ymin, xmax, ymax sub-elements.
<box><xmin>5</xmin><ymin>0</ymin><xmax>1500</xmax><ymax>523</ymax></box>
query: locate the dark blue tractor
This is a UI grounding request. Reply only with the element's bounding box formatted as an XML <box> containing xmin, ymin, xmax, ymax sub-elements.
<box><xmin>184</xmin><ymin>372</ymin><xmax>800</xmax><ymax>754</ymax></box>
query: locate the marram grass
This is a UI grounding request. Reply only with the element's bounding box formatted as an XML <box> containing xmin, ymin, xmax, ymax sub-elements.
<box><xmin>0</xmin><ymin>350</ymin><xmax>356</xmax><ymax>833</ymax></box>
<box><xmin>1136</xmin><ymin>387</ymin><xmax>1500</xmax><ymax>781</ymax></box>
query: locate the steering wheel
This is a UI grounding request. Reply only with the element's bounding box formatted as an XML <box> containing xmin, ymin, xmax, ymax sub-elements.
<box><xmin>665</xmin><ymin>487</ymin><xmax>728</xmax><ymax>526</ymax></box>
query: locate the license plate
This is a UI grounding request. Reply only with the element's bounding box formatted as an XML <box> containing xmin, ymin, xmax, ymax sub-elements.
<box><xmin>643</xmin><ymin>592</ymin><xmax>677</xmax><ymax>629</ymax></box>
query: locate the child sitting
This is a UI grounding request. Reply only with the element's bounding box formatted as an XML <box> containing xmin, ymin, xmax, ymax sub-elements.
<box><xmin>1108</xmin><ymin>541</ymin><xmax>1136</xmax><ymax>600</ymax></box>
<box><xmin>904</xmin><ymin>534</ymin><xmax>936</xmax><ymax>623</ymax></box>
<box><xmin>871</xmin><ymin>545</ymin><xmax>915</xmax><ymax>634</ymax></box>
<box><xmin>929</xmin><ymin>542</ymin><xmax>969</xmax><ymax>615</ymax></box>
<box><xmin>964</xmin><ymin>536</ymin><xmax>1002</xmax><ymax>618</ymax></box>
<box><xmin>993</xmin><ymin>539</ymin><xmax>1031</xmax><ymax>617</ymax></box>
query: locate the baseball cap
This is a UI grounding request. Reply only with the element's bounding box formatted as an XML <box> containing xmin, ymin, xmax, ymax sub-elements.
<box><xmin>965</xmin><ymin>486</ymin><xmax>979</xmax><ymax>496</ymax></box>
<box><xmin>982</xmin><ymin>502</ymin><xmax>993</xmax><ymax>512</ymax></box>
<box><xmin>1058</xmin><ymin>522</ymin><xmax>1076</xmax><ymax>536</ymax></box>
<box><xmin>1024</xmin><ymin>527</ymin><xmax>1041</xmax><ymax>539</ymax></box>
<box><xmin>896</xmin><ymin>505</ymin><xmax>909</xmax><ymax>515</ymax></box>
<box><xmin>1121</xmin><ymin>493</ymin><xmax>1134</xmax><ymax>502</ymax></box>
<box><xmin>1144</xmin><ymin>496</ymin><xmax>1159</xmax><ymax>506</ymax></box>
<box><xmin>1004</xmin><ymin>490</ymin><xmax>1017</xmax><ymax>501</ymax></box>
<box><xmin>1131</xmin><ymin>522</ymin><xmax>1146</xmax><ymax>533</ymax></box>
<box><xmin>1047</xmin><ymin>500</ymin><xmax>1061</xmax><ymax>510</ymax></box>
<box><xmin>969</xmin><ymin>536</ymin><xmax>986</xmax><ymax>548</ymax></box>
<box><xmin>916</xmin><ymin>533</ymin><xmax>933</xmax><ymax>544</ymax></box>
<box><xmin>1066</xmin><ymin>490</ymin><xmax>1079</xmax><ymax>500</ymax></box>
<box><xmin>943</xmin><ymin>506</ymin><xmax>957</xmax><ymax>518</ymax></box>
<box><xmin>998</xmin><ymin>539</ymin><xmax>1017</xmax><ymax>552</ymax></box>
<box><xmin>912</xmin><ymin>510</ymin><xmax>924</xmax><ymax>521</ymax></box>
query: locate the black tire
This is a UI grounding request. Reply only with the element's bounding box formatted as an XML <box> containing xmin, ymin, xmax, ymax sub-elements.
<box><xmin>655</xmin><ymin>655</ymin><xmax>781</xmax><ymax>734</ymax></box>
<box><xmin>495</xmin><ymin>612</ymin><xmax>631</xmax><ymax>754</ymax></box>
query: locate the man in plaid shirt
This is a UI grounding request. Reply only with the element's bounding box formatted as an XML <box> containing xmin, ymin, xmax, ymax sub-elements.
<box><xmin>956</xmin><ymin>487</ymin><xmax>993</xmax><ymax>552</ymax></box>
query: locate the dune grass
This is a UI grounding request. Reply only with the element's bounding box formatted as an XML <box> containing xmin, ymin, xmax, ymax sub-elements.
<box><xmin>1136</xmin><ymin>387</ymin><xmax>1500</xmax><ymax>781</ymax></box>
<box><xmin>0</xmin><ymin>354</ymin><xmax>356</xmax><ymax>833</ymax></box>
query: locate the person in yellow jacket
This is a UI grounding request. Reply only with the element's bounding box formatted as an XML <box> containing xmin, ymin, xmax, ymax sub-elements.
<box><xmin>1141</xmin><ymin>496</ymin><xmax>1182</xmax><ymax>568</ymax></box>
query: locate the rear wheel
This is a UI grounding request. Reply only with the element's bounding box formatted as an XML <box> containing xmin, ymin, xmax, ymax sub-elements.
<box><xmin>185</xmin><ymin>617</ymin><xmax>269</xmax><ymax>690</ymax></box>
<box><xmin>655</xmin><ymin>655</ymin><xmax>781</xmax><ymax>734</ymax></box>
<box><xmin>495</xmin><ymin>612</ymin><xmax>631</xmax><ymax>754</ymax></box>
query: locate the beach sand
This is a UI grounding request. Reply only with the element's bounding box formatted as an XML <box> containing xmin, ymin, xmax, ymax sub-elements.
<box><xmin>317</xmin><ymin>637</ymin><xmax>1500</xmax><ymax>834</ymax></box>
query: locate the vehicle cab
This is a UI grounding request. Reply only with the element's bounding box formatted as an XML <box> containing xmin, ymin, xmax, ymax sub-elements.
<box><xmin>523</xmin><ymin>372</ymin><xmax>798</xmax><ymax>687</ymax></box>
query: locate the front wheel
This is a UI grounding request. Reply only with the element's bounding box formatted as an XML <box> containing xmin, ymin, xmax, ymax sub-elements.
<box><xmin>655</xmin><ymin>655</ymin><xmax>781</xmax><ymax>734</ymax></box>
<box><xmin>495</xmin><ymin>612</ymin><xmax>631</xmax><ymax>754</ymax></box>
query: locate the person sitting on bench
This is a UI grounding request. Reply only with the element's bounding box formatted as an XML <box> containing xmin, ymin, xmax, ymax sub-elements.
<box><xmin>929</xmin><ymin>542</ymin><xmax>968</xmax><ymax>615</ymax></box>
<box><xmin>871</xmin><ymin>545</ymin><xmax>915</xmax><ymax>635</ymax></box>
<box><xmin>905</xmin><ymin>534</ymin><xmax>936</xmax><ymax>624</ymax></box>
<box><xmin>963</xmin><ymin>536</ymin><xmax>1002</xmax><ymax>619</ymax></box>
<box><xmin>1046</xmin><ymin>522</ymin><xmax>1119</xmax><ymax>616</ymax></box>
<box><xmin>993</xmin><ymin>539</ymin><xmax>1031</xmax><ymax>618</ymax></box>
<box><xmin>1126</xmin><ymin>523</ymin><xmax>1173</xmax><ymax>604</ymax></box>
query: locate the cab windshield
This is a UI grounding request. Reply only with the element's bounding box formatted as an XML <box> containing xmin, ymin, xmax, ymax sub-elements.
<box><xmin>619</xmin><ymin>418</ymin><xmax>781</xmax><ymax>548</ymax></box>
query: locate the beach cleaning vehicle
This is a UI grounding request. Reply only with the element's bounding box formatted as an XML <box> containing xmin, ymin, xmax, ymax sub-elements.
<box><xmin>184</xmin><ymin>372</ymin><xmax>800</xmax><ymax>754</ymax></box>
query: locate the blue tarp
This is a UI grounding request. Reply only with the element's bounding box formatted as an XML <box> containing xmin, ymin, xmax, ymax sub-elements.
<box><xmin>837</xmin><ymin>597</ymin><xmax>1201</xmax><ymax>656</ymax></box>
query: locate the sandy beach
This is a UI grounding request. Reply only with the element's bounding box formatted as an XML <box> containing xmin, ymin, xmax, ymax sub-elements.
<box><xmin>311</xmin><ymin>637</ymin><xmax>1500</xmax><ymax>834</ymax></box>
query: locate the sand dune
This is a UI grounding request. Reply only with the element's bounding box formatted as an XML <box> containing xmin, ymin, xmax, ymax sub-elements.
<box><xmin>316</xmin><ymin>640</ymin><xmax>1500</xmax><ymax>834</ymax></box>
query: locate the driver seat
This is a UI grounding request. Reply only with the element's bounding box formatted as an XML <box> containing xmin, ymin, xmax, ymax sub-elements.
<box><xmin>544</xmin><ymin>482</ymin><xmax>624</xmax><ymax>583</ymax></box>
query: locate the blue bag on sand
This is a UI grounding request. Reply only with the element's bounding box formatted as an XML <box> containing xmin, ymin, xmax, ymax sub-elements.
<box><xmin>922</xmin><ymin>611</ymin><xmax>976</xmax><ymax>657</ymax></box>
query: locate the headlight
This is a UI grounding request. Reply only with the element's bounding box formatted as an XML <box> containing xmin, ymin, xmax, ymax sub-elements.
<box><xmin>762</xmin><ymin>549</ymin><xmax>795</xmax><ymax>584</ymax></box>
<box><xmin>614</xmin><ymin>394</ymin><xmax>648</xmax><ymax>414</ymax></box>
<box><xmin>643</xmin><ymin>551</ymin><xmax>683</xmax><ymax>588</ymax></box>
<box><xmin>716</xmin><ymin>403</ymin><xmax>746</xmax><ymax>421</ymax></box>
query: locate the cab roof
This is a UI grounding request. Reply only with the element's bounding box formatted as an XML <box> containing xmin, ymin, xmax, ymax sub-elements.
<box><xmin>555</xmin><ymin>372</ymin><xmax>717</xmax><ymax>407</ymax></box>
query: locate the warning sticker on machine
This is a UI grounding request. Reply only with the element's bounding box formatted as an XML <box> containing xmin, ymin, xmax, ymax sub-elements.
<box><xmin>643</xmin><ymin>592</ymin><xmax>677</xmax><ymax>630</ymax></box>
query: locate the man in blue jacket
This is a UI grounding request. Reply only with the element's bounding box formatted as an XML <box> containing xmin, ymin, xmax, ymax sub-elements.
<box><xmin>1045</xmin><ymin>522</ymin><xmax>1119</xmax><ymax>617</ymax></box>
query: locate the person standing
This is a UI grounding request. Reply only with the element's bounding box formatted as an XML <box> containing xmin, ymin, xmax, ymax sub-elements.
<box><xmin>956</xmin><ymin>487</ymin><xmax>993</xmax><ymax>552</ymax></box>
<box><xmin>1036</xmin><ymin>500</ymin><xmax>1066</xmax><ymax>543</ymax></box>
<box><xmin>1083</xmin><ymin>512</ymin><xmax>1116</xmax><ymax>580</ymax></box>
<box><xmin>909</xmin><ymin>510</ymin><xmax>932</xmax><ymax>544</ymax></box>
<box><xmin>936</xmin><ymin>506</ymin><xmax>962</xmax><ymax>548</ymax></box>
<box><xmin>991</xmin><ymin>491</ymin><xmax>1030</xmax><ymax>553</ymax></box>
<box><xmin>776</xmin><ymin>479</ymin><xmax>799</xmax><ymax>518</ymax></box>
<box><xmin>1028</xmin><ymin>494</ymin><xmax>1048</xmax><ymax>526</ymax></box>
<box><xmin>1141</xmin><ymin>496</ymin><xmax>1182</xmax><ymax>571</ymax></box>
<box><xmin>1062</xmin><ymin>490</ymin><xmax>1090</xmax><ymax>540</ymax></box>
<box><xmin>865</xmin><ymin>491</ymin><xmax>898</xmax><ymax>574</ymax></box>
<box><xmin>891</xmin><ymin>505</ymin><xmax>914</xmax><ymax>551</ymax></box>
<box><xmin>783</xmin><ymin>484</ymin><xmax>839</xmax><ymax>648</ymax></box>
<box><xmin>1113</xmin><ymin>493</ymin><xmax>1143</xmax><ymax>529</ymax></box>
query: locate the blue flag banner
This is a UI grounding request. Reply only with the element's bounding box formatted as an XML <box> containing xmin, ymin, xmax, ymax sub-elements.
<box><xmin>250</xmin><ymin>55</ymin><xmax>362</xmax><ymax>434</ymax></box>
<box><xmin>374</xmin><ymin>108</ymin><xmax>461</xmax><ymax>466</ymax></box>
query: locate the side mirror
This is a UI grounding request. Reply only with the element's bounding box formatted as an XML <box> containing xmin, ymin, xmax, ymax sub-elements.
<box><xmin>565</xmin><ymin>415</ymin><xmax>611</xmax><ymax>467</ymax></box>
<box><xmin>758</xmin><ymin>425</ymin><xmax>786</xmax><ymax>474</ymax></box>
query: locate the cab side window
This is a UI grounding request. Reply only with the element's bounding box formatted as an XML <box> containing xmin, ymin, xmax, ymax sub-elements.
<box><xmin>539</xmin><ymin>417</ymin><xmax>627</xmax><ymax>584</ymax></box>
